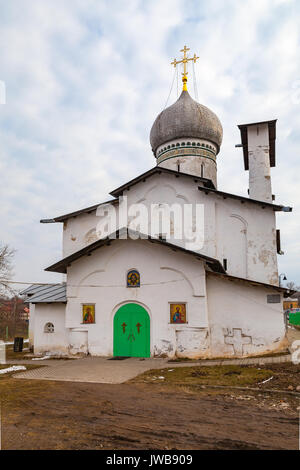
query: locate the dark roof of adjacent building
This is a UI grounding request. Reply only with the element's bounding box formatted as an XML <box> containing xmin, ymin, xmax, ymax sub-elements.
<box><xmin>150</xmin><ymin>90</ymin><xmax>223</xmax><ymax>154</ymax></box>
<box><xmin>110</xmin><ymin>166</ymin><xmax>215</xmax><ymax>197</ymax></box>
<box><xmin>45</xmin><ymin>229</ymin><xmax>226</xmax><ymax>274</ymax></box>
<box><xmin>198</xmin><ymin>185</ymin><xmax>292</xmax><ymax>212</ymax></box>
<box><xmin>22</xmin><ymin>284</ymin><xmax>67</xmax><ymax>304</ymax></box>
<box><xmin>238</xmin><ymin>120</ymin><xmax>277</xmax><ymax>171</ymax></box>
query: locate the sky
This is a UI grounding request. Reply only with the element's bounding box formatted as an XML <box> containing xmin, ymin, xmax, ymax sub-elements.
<box><xmin>0</xmin><ymin>0</ymin><xmax>299</xmax><ymax>290</ymax></box>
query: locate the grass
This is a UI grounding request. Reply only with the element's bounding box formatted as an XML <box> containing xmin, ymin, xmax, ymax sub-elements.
<box><xmin>5</xmin><ymin>344</ymin><xmax>31</xmax><ymax>361</ymax></box>
<box><xmin>131</xmin><ymin>365</ymin><xmax>274</xmax><ymax>387</ymax></box>
<box><xmin>0</xmin><ymin>364</ymin><xmax>48</xmax><ymax>405</ymax></box>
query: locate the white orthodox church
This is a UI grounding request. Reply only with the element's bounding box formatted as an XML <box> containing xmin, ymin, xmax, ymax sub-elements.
<box><xmin>23</xmin><ymin>48</ymin><xmax>293</xmax><ymax>359</ymax></box>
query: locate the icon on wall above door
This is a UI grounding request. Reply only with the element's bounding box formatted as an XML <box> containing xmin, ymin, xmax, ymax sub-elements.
<box><xmin>127</xmin><ymin>269</ymin><xmax>140</xmax><ymax>288</ymax></box>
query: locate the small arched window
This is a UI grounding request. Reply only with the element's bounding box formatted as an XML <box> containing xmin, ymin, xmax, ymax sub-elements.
<box><xmin>44</xmin><ymin>322</ymin><xmax>54</xmax><ymax>333</ymax></box>
<box><xmin>127</xmin><ymin>269</ymin><xmax>140</xmax><ymax>288</ymax></box>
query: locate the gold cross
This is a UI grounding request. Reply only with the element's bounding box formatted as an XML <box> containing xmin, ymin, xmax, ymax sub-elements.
<box><xmin>171</xmin><ymin>45</ymin><xmax>199</xmax><ymax>91</ymax></box>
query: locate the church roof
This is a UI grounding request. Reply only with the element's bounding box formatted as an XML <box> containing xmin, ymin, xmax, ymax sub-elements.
<box><xmin>198</xmin><ymin>185</ymin><xmax>292</xmax><ymax>212</ymax></box>
<box><xmin>150</xmin><ymin>90</ymin><xmax>223</xmax><ymax>154</ymax></box>
<box><xmin>22</xmin><ymin>283</ymin><xmax>67</xmax><ymax>303</ymax></box>
<box><xmin>41</xmin><ymin>235</ymin><xmax>293</xmax><ymax>298</ymax></box>
<box><xmin>44</xmin><ymin>229</ymin><xmax>226</xmax><ymax>274</ymax></box>
<box><xmin>40</xmin><ymin>198</ymin><xmax>118</xmax><ymax>223</ymax></box>
<box><xmin>40</xmin><ymin>167</ymin><xmax>215</xmax><ymax>224</ymax></box>
<box><xmin>110</xmin><ymin>166</ymin><xmax>215</xmax><ymax>197</ymax></box>
<box><xmin>207</xmin><ymin>271</ymin><xmax>294</xmax><ymax>298</ymax></box>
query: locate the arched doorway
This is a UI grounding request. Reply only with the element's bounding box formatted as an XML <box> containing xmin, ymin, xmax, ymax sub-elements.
<box><xmin>113</xmin><ymin>303</ymin><xmax>150</xmax><ymax>358</ymax></box>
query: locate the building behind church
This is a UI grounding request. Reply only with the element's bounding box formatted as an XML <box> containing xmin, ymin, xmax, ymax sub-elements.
<box><xmin>23</xmin><ymin>48</ymin><xmax>293</xmax><ymax>359</ymax></box>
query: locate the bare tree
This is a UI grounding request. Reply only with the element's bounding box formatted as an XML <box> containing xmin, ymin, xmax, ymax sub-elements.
<box><xmin>0</xmin><ymin>244</ymin><xmax>15</xmax><ymax>294</ymax></box>
<box><xmin>286</xmin><ymin>281</ymin><xmax>300</xmax><ymax>292</ymax></box>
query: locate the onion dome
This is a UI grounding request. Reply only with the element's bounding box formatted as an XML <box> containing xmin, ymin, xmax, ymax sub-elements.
<box><xmin>150</xmin><ymin>90</ymin><xmax>223</xmax><ymax>155</ymax></box>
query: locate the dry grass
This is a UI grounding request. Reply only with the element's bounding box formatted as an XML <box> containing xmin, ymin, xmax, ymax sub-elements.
<box><xmin>0</xmin><ymin>365</ymin><xmax>48</xmax><ymax>405</ymax></box>
<box><xmin>131</xmin><ymin>365</ymin><xmax>273</xmax><ymax>387</ymax></box>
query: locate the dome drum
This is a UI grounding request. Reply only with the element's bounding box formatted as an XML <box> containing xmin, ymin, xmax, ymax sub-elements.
<box><xmin>156</xmin><ymin>137</ymin><xmax>217</xmax><ymax>165</ymax></box>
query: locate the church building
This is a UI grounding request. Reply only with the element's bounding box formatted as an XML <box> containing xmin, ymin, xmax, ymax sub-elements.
<box><xmin>24</xmin><ymin>47</ymin><xmax>293</xmax><ymax>359</ymax></box>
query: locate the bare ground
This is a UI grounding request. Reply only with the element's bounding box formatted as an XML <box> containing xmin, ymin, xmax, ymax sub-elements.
<box><xmin>1</xmin><ymin>363</ymin><xmax>299</xmax><ymax>450</ymax></box>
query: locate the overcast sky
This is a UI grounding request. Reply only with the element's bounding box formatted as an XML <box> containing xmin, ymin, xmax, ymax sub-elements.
<box><xmin>0</xmin><ymin>0</ymin><xmax>299</xmax><ymax>290</ymax></box>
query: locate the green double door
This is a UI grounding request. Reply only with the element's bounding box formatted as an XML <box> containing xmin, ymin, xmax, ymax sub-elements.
<box><xmin>113</xmin><ymin>303</ymin><xmax>150</xmax><ymax>358</ymax></box>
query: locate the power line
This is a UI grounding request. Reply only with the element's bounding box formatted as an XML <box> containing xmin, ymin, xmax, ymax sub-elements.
<box><xmin>2</xmin><ymin>281</ymin><xmax>59</xmax><ymax>286</ymax></box>
<box><xmin>192</xmin><ymin>60</ymin><xmax>199</xmax><ymax>102</ymax></box>
<box><xmin>164</xmin><ymin>66</ymin><xmax>177</xmax><ymax>109</ymax></box>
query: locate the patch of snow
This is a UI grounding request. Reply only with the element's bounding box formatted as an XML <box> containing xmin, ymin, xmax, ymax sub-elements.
<box><xmin>0</xmin><ymin>365</ymin><xmax>27</xmax><ymax>375</ymax></box>
<box><xmin>3</xmin><ymin>339</ymin><xmax>29</xmax><ymax>345</ymax></box>
<box><xmin>32</xmin><ymin>356</ymin><xmax>49</xmax><ymax>361</ymax></box>
<box><xmin>258</xmin><ymin>376</ymin><xmax>274</xmax><ymax>385</ymax></box>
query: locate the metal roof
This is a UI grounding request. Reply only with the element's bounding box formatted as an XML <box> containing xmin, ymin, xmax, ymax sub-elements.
<box><xmin>45</xmin><ymin>228</ymin><xmax>226</xmax><ymax>275</ymax></box>
<box><xmin>150</xmin><ymin>90</ymin><xmax>223</xmax><ymax>154</ymax></box>
<box><xmin>20</xmin><ymin>284</ymin><xmax>51</xmax><ymax>296</ymax></box>
<box><xmin>23</xmin><ymin>284</ymin><xmax>67</xmax><ymax>304</ymax></box>
<box><xmin>39</xmin><ymin>167</ymin><xmax>215</xmax><ymax>224</ymax></box>
<box><xmin>198</xmin><ymin>185</ymin><xmax>292</xmax><ymax>212</ymax></box>
<box><xmin>207</xmin><ymin>271</ymin><xmax>295</xmax><ymax>298</ymax></box>
<box><xmin>40</xmin><ymin>198</ymin><xmax>118</xmax><ymax>224</ymax></box>
<box><xmin>110</xmin><ymin>166</ymin><xmax>215</xmax><ymax>197</ymax></box>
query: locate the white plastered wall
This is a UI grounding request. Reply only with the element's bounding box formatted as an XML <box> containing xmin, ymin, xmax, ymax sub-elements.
<box><xmin>61</xmin><ymin>172</ymin><xmax>278</xmax><ymax>287</ymax></box>
<box><xmin>66</xmin><ymin>238</ymin><xmax>210</xmax><ymax>358</ymax></box>
<box><xmin>206</xmin><ymin>274</ymin><xmax>287</xmax><ymax>358</ymax></box>
<box><xmin>28</xmin><ymin>303</ymin><xmax>35</xmax><ymax>349</ymax></box>
<box><xmin>33</xmin><ymin>303</ymin><xmax>69</xmax><ymax>355</ymax></box>
<box><xmin>247</xmin><ymin>123</ymin><xmax>272</xmax><ymax>203</ymax></box>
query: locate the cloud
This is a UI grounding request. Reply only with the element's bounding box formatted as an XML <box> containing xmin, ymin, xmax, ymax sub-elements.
<box><xmin>0</xmin><ymin>0</ymin><xmax>299</xmax><ymax>287</ymax></box>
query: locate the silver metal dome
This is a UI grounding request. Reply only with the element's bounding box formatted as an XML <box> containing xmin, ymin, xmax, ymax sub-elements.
<box><xmin>150</xmin><ymin>90</ymin><xmax>223</xmax><ymax>154</ymax></box>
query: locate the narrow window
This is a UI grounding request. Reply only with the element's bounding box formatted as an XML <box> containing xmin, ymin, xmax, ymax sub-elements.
<box><xmin>276</xmin><ymin>229</ymin><xmax>281</xmax><ymax>254</ymax></box>
<box><xmin>201</xmin><ymin>163</ymin><xmax>204</xmax><ymax>178</ymax></box>
<box><xmin>223</xmin><ymin>259</ymin><xmax>227</xmax><ymax>271</ymax></box>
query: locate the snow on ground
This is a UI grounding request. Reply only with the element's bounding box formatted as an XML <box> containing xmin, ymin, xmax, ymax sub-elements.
<box><xmin>0</xmin><ymin>365</ymin><xmax>27</xmax><ymax>374</ymax></box>
<box><xmin>3</xmin><ymin>339</ymin><xmax>29</xmax><ymax>345</ymax></box>
<box><xmin>32</xmin><ymin>356</ymin><xmax>49</xmax><ymax>361</ymax></box>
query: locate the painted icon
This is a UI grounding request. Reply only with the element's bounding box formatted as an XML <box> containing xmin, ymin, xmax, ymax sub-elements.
<box><xmin>127</xmin><ymin>269</ymin><xmax>140</xmax><ymax>287</ymax></box>
<box><xmin>170</xmin><ymin>303</ymin><xmax>186</xmax><ymax>324</ymax></box>
<box><xmin>82</xmin><ymin>304</ymin><xmax>95</xmax><ymax>324</ymax></box>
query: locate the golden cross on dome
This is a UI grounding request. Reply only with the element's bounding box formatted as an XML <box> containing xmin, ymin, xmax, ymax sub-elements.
<box><xmin>171</xmin><ymin>45</ymin><xmax>199</xmax><ymax>91</ymax></box>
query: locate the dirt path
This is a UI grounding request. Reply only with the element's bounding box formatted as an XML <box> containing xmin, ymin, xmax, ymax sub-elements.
<box><xmin>1</xmin><ymin>380</ymin><xmax>298</xmax><ymax>450</ymax></box>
